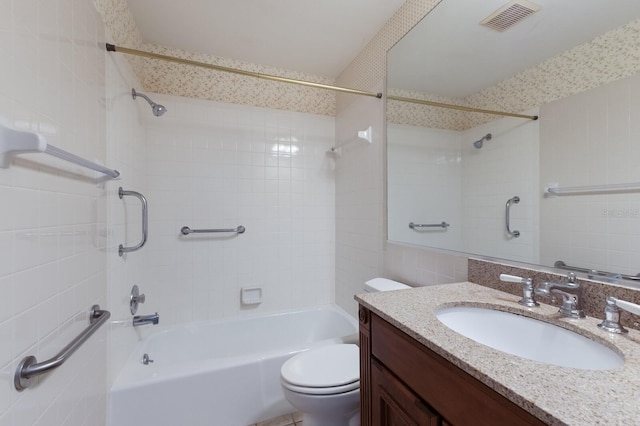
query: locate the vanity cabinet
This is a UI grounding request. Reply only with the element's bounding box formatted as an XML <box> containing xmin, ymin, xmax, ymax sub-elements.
<box><xmin>371</xmin><ymin>358</ymin><xmax>442</xmax><ymax>425</ymax></box>
<box><xmin>359</xmin><ymin>306</ymin><xmax>546</xmax><ymax>426</ymax></box>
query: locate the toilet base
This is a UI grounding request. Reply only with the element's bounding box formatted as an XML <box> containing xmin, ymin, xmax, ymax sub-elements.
<box><xmin>282</xmin><ymin>387</ymin><xmax>360</xmax><ymax>426</ymax></box>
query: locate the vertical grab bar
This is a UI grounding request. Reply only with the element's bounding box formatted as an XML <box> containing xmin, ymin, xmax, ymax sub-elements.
<box><xmin>505</xmin><ymin>196</ymin><xmax>520</xmax><ymax>238</ymax></box>
<box><xmin>119</xmin><ymin>187</ymin><xmax>148</xmax><ymax>256</ymax></box>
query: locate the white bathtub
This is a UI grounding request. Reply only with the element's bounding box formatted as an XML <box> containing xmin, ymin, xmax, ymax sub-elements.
<box><xmin>109</xmin><ymin>305</ymin><xmax>358</xmax><ymax>426</ymax></box>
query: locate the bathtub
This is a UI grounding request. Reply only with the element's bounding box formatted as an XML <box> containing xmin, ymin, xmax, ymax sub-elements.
<box><xmin>109</xmin><ymin>305</ymin><xmax>358</xmax><ymax>426</ymax></box>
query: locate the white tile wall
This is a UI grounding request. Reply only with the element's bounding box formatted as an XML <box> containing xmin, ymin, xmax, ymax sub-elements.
<box><xmin>383</xmin><ymin>242</ymin><xmax>468</xmax><ymax>287</ymax></box>
<box><xmin>334</xmin><ymin>84</ymin><xmax>469</xmax><ymax>307</ymax></box>
<box><xmin>2</xmin><ymin>4</ymin><xmax>339</xmax><ymax>422</ymax></box>
<box><xmin>104</xmin><ymin>29</ymin><xmax>147</xmax><ymax>390</ymax></box>
<box><xmin>0</xmin><ymin>0</ymin><xmax>109</xmax><ymax>424</ymax></box>
<box><xmin>334</xmin><ymin>84</ymin><xmax>387</xmax><ymax>317</ymax></box>
<box><xmin>141</xmin><ymin>94</ymin><xmax>336</xmax><ymax>324</ymax></box>
<box><xmin>334</xmin><ymin>1</ymin><xmax>471</xmax><ymax>300</ymax></box>
<box><xmin>460</xmin><ymin>110</ymin><xmax>540</xmax><ymax>264</ymax></box>
<box><xmin>387</xmin><ymin>124</ymin><xmax>463</xmax><ymax>251</ymax></box>
<box><xmin>383</xmin><ymin>111</ymin><xmax>539</xmax><ymax>286</ymax></box>
<box><xmin>540</xmin><ymin>74</ymin><xmax>640</xmax><ymax>276</ymax></box>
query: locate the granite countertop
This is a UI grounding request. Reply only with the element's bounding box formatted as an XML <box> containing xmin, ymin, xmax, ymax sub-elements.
<box><xmin>355</xmin><ymin>282</ymin><xmax>640</xmax><ymax>426</ymax></box>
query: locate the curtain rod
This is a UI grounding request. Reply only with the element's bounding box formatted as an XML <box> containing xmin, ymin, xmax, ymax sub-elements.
<box><xmin>387</xmin><ymin>95</ymin><xmax>538</xmax><ymax>120</ymax></box>
<box><xmin>106</xmin><ymin>44</ymin><xmax>382</xmax><ymax>99</ymax></box>
<box><xmin>106</xmin><ymin>44</ymin><xmax>538</xmax><ymax>121</ymax></box>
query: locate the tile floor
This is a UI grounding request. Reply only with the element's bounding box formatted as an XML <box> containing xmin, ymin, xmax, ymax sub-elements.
<box><xmin>251</xmin><ymin>412</ymin><xmax>302</xmax><ymax>426</ymax></box>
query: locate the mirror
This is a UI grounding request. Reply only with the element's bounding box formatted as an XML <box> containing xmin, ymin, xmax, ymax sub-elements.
<box><xmin>387</xmin><ymin>0</ymin><xmax>640</xmax><ymax>281</ymax></box>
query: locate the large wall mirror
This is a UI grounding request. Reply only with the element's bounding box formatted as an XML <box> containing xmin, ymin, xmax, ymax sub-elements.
<box><xmin>387</xmin><ymin>0</ymin><xmax>640</xmax><ymax>283</ymax></box>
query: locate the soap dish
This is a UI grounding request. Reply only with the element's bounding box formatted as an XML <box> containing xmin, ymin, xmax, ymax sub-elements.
<box><xmin>241</xmin><ymin>287</ymin><xmax>262</xmax><ymax>305</ymax></box>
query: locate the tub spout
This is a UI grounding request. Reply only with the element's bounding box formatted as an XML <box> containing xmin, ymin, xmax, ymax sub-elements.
<box><xmin>133</xmin><ymin>313</ymin><xmax>159</xmax><ymax>326</ymax></box>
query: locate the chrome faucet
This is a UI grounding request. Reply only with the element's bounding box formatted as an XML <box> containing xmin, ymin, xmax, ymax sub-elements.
<box><xmin>133</xmin><ymin>312</ymin><xmax>159</xmax><ymax>326</ymax></box>
<box><xmin>499</xmin><ymin>273</ymin><xmax>538</xmax><ymax>307</ymax></box>
<box><xmin>534</xmin><ymin>272</ymin><xmax>584</xmax><ymax>318</ymax></box>
<box><xmin>598</xmin><ymin>296</ymin><xmax>640</xmax><ymax>334</ymax></box>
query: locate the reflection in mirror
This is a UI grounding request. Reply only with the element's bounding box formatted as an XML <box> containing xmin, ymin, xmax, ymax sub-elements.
<box><xmin>386</xmin><ymin>0</ymin><xmax>640</xmax><ymax>281</ymax></box>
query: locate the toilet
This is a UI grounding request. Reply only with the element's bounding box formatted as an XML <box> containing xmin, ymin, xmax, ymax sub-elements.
<box><xmin>280</xmin><ymin>278</ymin><xmax>411</xmax><ymax>426</ymax></box>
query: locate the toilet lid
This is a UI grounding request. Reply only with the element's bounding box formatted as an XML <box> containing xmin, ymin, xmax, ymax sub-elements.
<box><xmin>365</xmin><ymin>277</ymin><xmax>410</xmax><ymax>292</ymax></box>
<box><xmin>281</xmin><ymin>344</ymin><xmax>360</xmax><ymax>388</ymax></box>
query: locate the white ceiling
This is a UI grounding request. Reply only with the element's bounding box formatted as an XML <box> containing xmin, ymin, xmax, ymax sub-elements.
<box><xmin>126</xmin><ymin>0</ymin><xmax>405</xmax><ymax>78</ymax></box>
<box><xmin>388</xmin><ymin>0</ymin><xmax>640</xmax><ymax>98</ymax></box>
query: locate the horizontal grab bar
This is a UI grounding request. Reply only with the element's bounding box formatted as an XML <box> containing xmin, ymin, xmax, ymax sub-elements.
<box><xmin>554</xmin><ymin>260</ymin><xmax>640</xmax><ymax>282</ymax></box>
<box><xmin>181</xmin><ymin>225</ymin><xmax>246</xmax><ymax>235</ymax></box>
<box><xmin>409</xmin><ymin>222</ymin><xmax>449</xmax><ymax>229</ymax></box>
<box><xmin>14</xmin><ymin>305</ymin><xmax>110</xmax><ymax>390</ymax></box>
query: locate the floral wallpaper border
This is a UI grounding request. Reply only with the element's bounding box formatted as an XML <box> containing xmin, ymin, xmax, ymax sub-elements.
<box><xmin>94</xmin><ymin>0</ymin><xmax>640</xmax><ymax>127</ymax></box>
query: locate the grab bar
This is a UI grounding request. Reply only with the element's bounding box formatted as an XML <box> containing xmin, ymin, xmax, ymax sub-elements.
<box><xmin>505</xmin><ymin>196</ymin><xmax>520</xmax><ymax>238</ymax></box>
<box><xmin>14</xmin><ymin>305</ymin><xmax>110</xmax><ymax>390</ymax></box>
<box><xmin>119</xmin><ymin>187</ymin><xmax>148</xmax><ymax>256</ymax></box>
<box><xmin>554</xmin><ymin>260</ymin><xmax>640</xmax><ymax>282</ymax></box>
<box><xmin>181</xmin><ymin>225</ymin><xmax>246</xmax><ymax>235</ymax></box>
<box><xmin>409</xmin><ymin>222</ymin><xmax>449</xmax><ymax>229</ymax></box>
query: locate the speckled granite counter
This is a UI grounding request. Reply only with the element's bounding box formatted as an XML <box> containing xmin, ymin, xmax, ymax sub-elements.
<box><xmin>355</xmin><ymin>282</ymin><xmax>640</xmax><ymax>426</ymax></box>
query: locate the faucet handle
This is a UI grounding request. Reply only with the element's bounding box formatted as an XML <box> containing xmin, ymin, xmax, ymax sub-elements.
<box><xmin>130</xmin><ymin>284</ymin><xmax>146</xmax><ymax>315</ymax></box>
<box><xmin>599</xmin><ymin>297</ymin><xmax>640</xmax><ymax>334</ymax></box>
<box><xmin>142</xmin><ymin>353</ymin><xmax>154</xmax><ymax>365</ymax></box>
<box><xmin>500</xmin><ymin>273</ymin><xmax>527</xmax><ymax>283</ymax></box>
<box><xmin>499</xmin><ymin>274</ymin><xmax>539</xmax><ymax>307</ymax></box>
<box><xmin>614</xmin><ymin>298</ymin><xmax>640</xmax><ymax>316</ymax></box>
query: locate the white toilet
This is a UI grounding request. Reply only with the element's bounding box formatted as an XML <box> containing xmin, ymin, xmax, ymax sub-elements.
<box><xmin>280</xmin><ymin>278</ymin><xmax>410</xmax><ymax>426</ymax></box>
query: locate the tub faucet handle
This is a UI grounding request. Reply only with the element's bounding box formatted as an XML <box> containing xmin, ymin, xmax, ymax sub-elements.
<box><xmin>142</xmin><ymin>353</ymin><xmax>154</xmax><ymax>365</ymax></box>
<box><xmin>130</xmin><ymin>284</ymin><xmax>146</xmax><ymax>315</ymax></box>
<box><xmin>499</xmin><ymin>273</ymin><xmax>539</xmax><ymax>307</ymax></box>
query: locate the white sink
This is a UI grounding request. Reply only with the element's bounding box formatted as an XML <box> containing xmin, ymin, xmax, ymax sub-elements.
<box><xmin>436</xmin><ymin>306</ymin><xmax>623</xmax><ymax>370</ymax></box>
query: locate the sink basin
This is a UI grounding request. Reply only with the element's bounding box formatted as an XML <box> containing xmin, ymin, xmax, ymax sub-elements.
<box><xmin>436</xmin><ymin>306</ymin><xmax>623</xmax><ymax>370</ymax></box>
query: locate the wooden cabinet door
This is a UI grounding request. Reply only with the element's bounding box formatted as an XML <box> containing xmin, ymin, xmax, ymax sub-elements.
<box><xmin>370</xmin><ymin>314</ymin><xmax>546</xmax><ymax>426</ymax></box>
<box><xmin>371</xmin><ymin>359</ymin><xmax>443</xmax><ymax>426</ymax></box>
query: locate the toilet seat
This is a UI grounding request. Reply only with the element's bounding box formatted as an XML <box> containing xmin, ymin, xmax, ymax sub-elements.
<box><xmin>281</xmin><ymin>344</ymin><xmax>360</xmax><ymax>395</ymax></box>
<box><xmin>282</xmin><ymin>379</ymin><xmax>360</xmax><ymax>395</ymax></box>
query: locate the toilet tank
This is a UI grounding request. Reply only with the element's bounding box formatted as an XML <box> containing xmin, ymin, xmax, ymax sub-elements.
<box><xmin>365</xmin><ymin>278</ymin><xmax>410</xmax><ymax>293</ymax></box>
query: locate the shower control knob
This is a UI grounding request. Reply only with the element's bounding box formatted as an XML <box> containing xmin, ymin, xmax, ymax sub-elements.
<box><xmin>130</xmin><ymin>284</ymin><xmax>146</xmax><ymax>315</ymax></box>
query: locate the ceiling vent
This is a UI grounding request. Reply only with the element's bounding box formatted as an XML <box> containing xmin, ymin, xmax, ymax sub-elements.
<box><xmin>480</xmin><ymin>0</ymin><xmax>541</xmax><ymax>32</ymax></box>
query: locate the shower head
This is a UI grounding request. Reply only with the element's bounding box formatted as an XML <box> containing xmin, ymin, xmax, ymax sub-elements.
<box><xmin>473</xmin><ymin>133</ymin><xmax>492</xmax><ymax>149</ymax></box>
<box><xmin>132</xmin><ymin>88</ymin><xmax>167</xmax><ymax>117</ymax></box>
